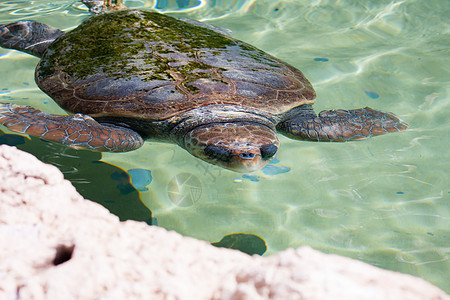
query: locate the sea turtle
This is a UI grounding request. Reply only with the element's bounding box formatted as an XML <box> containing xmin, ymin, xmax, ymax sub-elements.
<box><xmin>0</xmin><ymin>0</ymin><xmax>408</xmax><ymax>172</ymax></box>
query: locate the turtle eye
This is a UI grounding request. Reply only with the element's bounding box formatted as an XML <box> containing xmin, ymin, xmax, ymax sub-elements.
<box><xmin>260</xmin><ymin>144</ymin><xmax>278</xmax><ymax>160</ymax></box>
<box><xmin>204</xmin><ymin>145</ymin><xmax>232</xmax><ymax>162</ymax></box>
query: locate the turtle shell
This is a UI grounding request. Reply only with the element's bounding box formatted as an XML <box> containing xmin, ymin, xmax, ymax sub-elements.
<box><xmin>36</xmin><ymin>9</ymin><xmax>316</xmax><ymax>121</ymax></box>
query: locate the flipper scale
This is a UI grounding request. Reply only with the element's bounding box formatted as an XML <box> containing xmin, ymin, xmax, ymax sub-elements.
<box><xmin>0</xmin><ymin>21</ymin><xmax>64</xmax><ymax>57</ymax></box>
<box><xmin>0</xmin><ymin>103</ymin><xmax>143</xmax><ymax>152</ymax></box>
<box><xmin>277</xmin><ymin>106</ymin><xmax>408</xmax><ymax>142</ymax></box>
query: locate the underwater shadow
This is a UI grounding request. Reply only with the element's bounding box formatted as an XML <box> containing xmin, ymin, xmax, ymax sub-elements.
<box><xmin>0</xmin><ymin>131</ymin><xmax>152</xmax><ymax>223</ymax></box>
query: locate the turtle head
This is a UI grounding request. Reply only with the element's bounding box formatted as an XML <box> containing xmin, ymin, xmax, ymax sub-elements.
<box><xmin>184</xmin><ymin>122</ymin><xmax>279</xmax><ymax>172</ymax></box>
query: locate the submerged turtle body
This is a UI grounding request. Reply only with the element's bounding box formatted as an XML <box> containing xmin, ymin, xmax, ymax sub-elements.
<box><xmin>37</xmin><ymin>9</ymin><xmax>314</xmax><ymax>120</ymax></box>
<box><xmin>0</xmin><ymin>3</ymin><xmax>408</xmax><ymax>172</ymax></box>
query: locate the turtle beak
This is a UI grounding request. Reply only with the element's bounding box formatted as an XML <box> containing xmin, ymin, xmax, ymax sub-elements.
<box><xmin>204</xmin><ymin>145</ymin><xmax>278</xmax><ymax>162</ymax></box>
<box><xmin>202</xmin><ymin>144</ymin><xmax>277</xmax><ymax>172</ymax></box>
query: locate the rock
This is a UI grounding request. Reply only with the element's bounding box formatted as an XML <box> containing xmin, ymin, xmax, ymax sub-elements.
<box><xmin>0</xmin><ymin>144</ymin><xmax>448</xmax><ymax>299</ymax></box>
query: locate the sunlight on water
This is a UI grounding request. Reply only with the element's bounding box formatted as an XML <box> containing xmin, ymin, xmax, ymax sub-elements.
<box><xmin>0</xmin><ymin>0</ymin><xmax>448</xmax><ymax>292</ymax></box>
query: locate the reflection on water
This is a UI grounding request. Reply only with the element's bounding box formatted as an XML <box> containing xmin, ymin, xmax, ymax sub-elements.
<box><xmin>0</xmin><ymin>131</ymin><xmax>152</xmax><ymax>222</ymax></box>
<box><xmin>212</xmin><ymin>233</ymin><xmax>267</xmax><ymax>255</ymax></box>
<box><xmin>167</xmin><ymin>172</ymin><xmax>202</xmax><ymax>207</ymax></box>
<box><xmin>0</xmin><ymin>0</ymin><xmax>449</xmax><ymax>292</ymax></box>
<box><xmin>128</xmin><ymin>168</ymin><xmax>153</xmax><ymax>191</ymax></box>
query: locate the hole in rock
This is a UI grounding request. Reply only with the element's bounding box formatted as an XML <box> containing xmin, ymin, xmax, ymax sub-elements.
<box><xmin>53</xmin><ymin>244</ymin><xmax>75</xmax><ymax>265</ymax></box>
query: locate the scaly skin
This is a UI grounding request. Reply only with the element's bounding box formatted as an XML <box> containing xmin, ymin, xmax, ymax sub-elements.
<box><xmin>0</xmin><ymin>21</ymin><xmax>64</xmax><ymax>57</ymax></box>
<box><xmin>277</xmin><ymin>107</ymin><xmax>408</xmax><ymax>142</ymax></box>
<box><xmin>0</xmin><ymin>103</ymin><xmax>143</xmax><ymax>152</ymax></box>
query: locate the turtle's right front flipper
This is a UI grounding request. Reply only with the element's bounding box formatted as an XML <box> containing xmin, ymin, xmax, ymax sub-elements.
<box><xmin>0</xmin><ymin>103</ymin><xmax>143</xmax><ymax>152</ymax></box>
<box><xmin>0</xmin><ymin>21</ymin><xmax>64</xmax><ymax>57</ymax></box>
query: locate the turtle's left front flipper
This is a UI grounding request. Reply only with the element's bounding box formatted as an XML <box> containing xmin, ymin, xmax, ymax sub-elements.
<box><xmin>0</xmin><ymin>103</ymin><xmax>144</xmax><ymax>152</ymax></box>
<box><xmin>0</xmin><ymin>21</ymin><xmax>64</xmax><ymax>57</ymax></box>
<box><xmin>277</xmin><ymin>106</ymin><xmax>408</xmax><ymax>142</ymax></box>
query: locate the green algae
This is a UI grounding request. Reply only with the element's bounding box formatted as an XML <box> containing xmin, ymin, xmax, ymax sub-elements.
<box><xmin>38</xmin><ymin>10</ymin><xmax>246</xmax><ymax>82</ymax></box>
<box><xmin>36</xmin><ymin>8</ymin><xmax>282</xmax><ymax>96</ymax></box>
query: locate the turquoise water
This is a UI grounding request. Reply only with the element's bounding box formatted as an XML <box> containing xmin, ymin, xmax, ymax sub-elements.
<box><xmin>1</xmin><ymin>0</ymin><xmax>449</xmax><ymax>292</ymax></box>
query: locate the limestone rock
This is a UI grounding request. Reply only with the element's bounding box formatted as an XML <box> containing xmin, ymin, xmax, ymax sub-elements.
<box><xmin>0</xmin><ymin>144</ymin><xmax>448</xmax><ymax>299</ymax></box>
